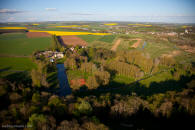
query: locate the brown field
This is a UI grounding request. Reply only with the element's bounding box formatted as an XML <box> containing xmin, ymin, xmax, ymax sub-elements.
<box><xmin>178</xmin><ymin>45</ymin><xmax>195</xmax><ymax>53</ymax></box>
<box><xmin>60</xmin><ymin>35</ymin><xmax>87</xmax><ymax>46</ymax></box>
<box><xmin>26</xmin><ymin>32</ymin><xmax>51</xmax><ymax>38</ymax></box>
<box><xmin>0</xmin><ymin>29</ymin><xmax>27</xmax><ymax>34</ymax></box>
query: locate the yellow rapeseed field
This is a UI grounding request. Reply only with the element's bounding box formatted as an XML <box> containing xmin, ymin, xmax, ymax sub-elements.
<box><xmin>0</xmin><ymin>27</ymin><xmax>27</xmax><ymax>29</ymax></box>
<box><xmin>32</xmin><ymin>24</ymin><xmax>40</xmax><ymax>25</ymax></box>
<box><xmin>144</xmin><ymin>25</ymin><xmax>152</xmax><ymax>27</ymax></box>
<box><xmin>128</xmin><ymin>24</ymin><xmax>152</xmax><ymax>27</ymax></box>
<box><xmin>54</xmin><ymin>25</ymin><xmax>89</xmax><ymax>28</ymax></box>
<box><xmin>104</xmin><ymin>23</ymin><xmax>118</xmax><ymax>26</ymax></box>
<box><xmin>182</xmin><ymin>25</ymin><xmax>192</xmax><ymax>28</ymax></box>
<box><xmin>29</xmin><ymin>30</ymin><xmax>111</xmax><ymax>36</ymax></box>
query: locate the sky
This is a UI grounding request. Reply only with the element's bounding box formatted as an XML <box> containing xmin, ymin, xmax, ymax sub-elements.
<box><xmin>0</xmin><ymin>0</ymin><xmax>195</xmax><ymax>23</ymax></box>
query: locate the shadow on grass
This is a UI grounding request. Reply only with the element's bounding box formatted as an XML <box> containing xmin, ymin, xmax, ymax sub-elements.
<box><xmin>46</xmin><ymin>72</ymin><xmax>59</xmax><ymax>89</ymax></box>
<box><xmin>74</xmin><ymin>74</ymin><xmax>194</xmax><ymax>98</ymax></box>
<box><xmin>4</xmin><ymin>71</ymin><xmax>32</xmax><ymax>86</ymax></box>
<box><xmin>0</xmin><ymin>67</ymin><xmax>11</xmax><ymax>73</ymax></box>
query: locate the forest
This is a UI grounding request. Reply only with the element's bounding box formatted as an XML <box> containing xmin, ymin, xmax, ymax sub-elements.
<box><xmin>0</xmin><ymin>43</ymin><xmax>195</xmax><ymax>130</ymax></box>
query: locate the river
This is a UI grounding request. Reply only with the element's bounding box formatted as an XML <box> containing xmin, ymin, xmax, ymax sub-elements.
<box><xmin>56</xmin><ymin>64</ymin><xmax>71</xmax><ymax>97</ymax></box>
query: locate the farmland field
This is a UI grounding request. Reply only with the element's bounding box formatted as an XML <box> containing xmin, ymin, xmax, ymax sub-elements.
<box><xmin>0</xmin><ymin>57</ymin><xmax>36</xmax><ymax>70</ymax></box>
<box><xmin>29</xmin><ymin>30</ymin><xmax>111</xmax><ymax>36</ymax></box>
<box><xmin>0</xmin><ymin>33</ymin><xmax>52</xmax><ymax>56</ymax></box>
<box><xmin>99</xmin><ymin>35</ymin><xmax>116</xmax><ymax>43</ymax></box>
<box><xmin>26</xmin><ymin>32</ymin><xmax>51</xmax><ymax>38</ymax></box>
<box><xmin>1</xmin><ymin>0</ymin><xmax>195</xmax><ymax>129</ymax></box>
<box><xmin>78</xmin><ymin>35</ymin><xmax>102</xmax><ymax>43</ymax></box>
<box><xmin>37</xmin><ymin>27</ymin><xmax>91</xmax><ymax>32</ymax></box>
<box><xmin>60</xmin><ymin>35</ymin><xmax>87</xmax><ymax>46</ymax></box>
<box><xmin>0</xmin><ymin>57</ymin><xmax>36</xmax><ymax>77</ymax></box>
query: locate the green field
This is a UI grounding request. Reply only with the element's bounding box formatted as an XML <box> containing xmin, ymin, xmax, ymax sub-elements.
<box><xmin>143</xmin><ymin>41</ymin><xmax>178</xmax><ymax>58</ymax></box>
<box><xmin>0</xmin><ymin>57</ymin><xmax>36</xmax><ymax>77</ymax></box>
<box><xmin>0</xmin><ymin>32</ymin><xmax>50</xmax><ymax>77</ymax></box>
<box><xmin>0</xmin><ymin>33</ymin><xmax>52</xmax><ymax>56</ymax></box>
<box><xmin>99</xmin><ymin>35</ymin><xmax>116</xmax><ymax>43</ymax></box>
<box><xmin>78</xmin><ymin>35</ymin><xmax>102</xmax><ymax>43</ymax></box>
<box><xmin>0</xmin><ymin>57</ymin><xmax>36</xmax><ymax>70</ymax></box>
<box><xmin>117</xmin><ymin>39</ymin><xmax>137</xmax><ymax>51</ymax></box>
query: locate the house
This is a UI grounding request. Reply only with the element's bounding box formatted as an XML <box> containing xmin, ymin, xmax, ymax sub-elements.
<box><xmin>56</xmin><ymin>53</ymin><xmax>64</xmax><ymax>58</ymax></box>
<box><xmin>35</xmin><ymin>51</ymin><xmax>64</xmax><ymax>62</ymax></box>
<box><xmin>81</xmin><ymin>46</ymin><xmax>86</xmax><ymax>49</ymax></box>
<box><xmin>70</xmin><ymin>47</ymin><xmax>74</xmax><ymax>51</ymax></box>
<box><xmin>50</xmin><ymin>58</ymin><xmax>54</xmax><ymax>63</ymax></box>
<box><xmin>185</xmin><ymin>29</ymin><xmax>189</xmax><ymax>34</ymax></box>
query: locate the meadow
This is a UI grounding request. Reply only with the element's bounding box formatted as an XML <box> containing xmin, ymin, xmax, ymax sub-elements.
<box><xmin>78</xmin><ymin>35</ymin><xmax>102</xmax><ymax>43</ymax></box>
<box><xmin>0</xmin><ymin>33</ymin><xmax>52</xmax><ymax>56</ymax></box>
<box><xmin>0</xmin><ymin>32</ymin><xmax>50</xmax><ymax>77</ymax></box>
<box><xmin>0</xmin><ymin>57</ymin><xmax>36</xmax><ymax>77</ymax></box>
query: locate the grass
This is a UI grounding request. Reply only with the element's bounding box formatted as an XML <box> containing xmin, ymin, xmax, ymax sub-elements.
<box><xmin>0</xmin><ymin>57</ymin><xmax>36</xmax><ymax>77</ymax></box>
<box><xmin>98</xmin><ymin>35</ymin><xmax>116</xmax><ymax>43</ymax></box>
<box><xmin>0</xmin><ymin>33</ymin><xmax>52</xmax><ymax>56</ymax></box>
<box><xmin>79</xmin><ymin>35</ymin><xmax>116</xmax><ymax>49</ymax></box>
<box><xmin>143</xmin><ymin>41</ymin><xmax>177</xmax><ymax>58</ymax></box>
<box><xmin>117</xmin><ymin>39</ymin><xmax>137</xmax><ymax>51</ymax></box>
<box><xmin>67</xmin><ymin>69</ymin><xmax>92</xmax><ymax>80</ymax></box>
<box><xmin>78</xmin><ymin>35</ymin><xmax>103</xmax><ymax>43</ymax></box>
<box><xmin>0</xmin><ymin>57</ymin><xmax>36</xmax><ymax>70</ymax></box>
<box><xmin>113</xmin><ymin>74</ymin><xmax>135</xmax><ymax>84</ymax></box>
<box><xmin>139</xmin><ymin>71</ymin><xmax>173</xmax><ymax>87</ymax></box>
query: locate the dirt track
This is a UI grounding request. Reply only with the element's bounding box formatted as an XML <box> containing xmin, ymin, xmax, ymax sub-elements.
<box><xmin>111</xmin><ymin>39</ymin><xmax>121</xmax><ymax>51</ymax></box>
<box><xmin>131</xmin><ymin>38</ymin><xmax>142</xmax><ymax>48</ymax></box>
<box><xmin>111</xmin><ymin>38</ymin><xmax>142</xmax><ymax>51</ymax></box>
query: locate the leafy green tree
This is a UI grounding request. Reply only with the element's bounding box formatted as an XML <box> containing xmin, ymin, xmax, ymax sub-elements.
<box><xmin>64</xmin><ymin>58</ymin><xmax>77</xmax><ymax>70</ymax></box>
<box><xmin>32</xmin><ymin>93</ymin><xmax>41</xmax><ymax>104</ymax></box>
<box><xmin>94</xmin><ymin>71</ymin><xmax>110</xmax><ymax>86</ymax></box>
<box><xmin>82</xmin><ymin>121</ymin><xmax>109</xmax><ymax>130</ymax></box>
<box><xmin>27</xmin><ymin>114</ymin><xmax>47</xmax><ymax>130</ymax></box>
<box><xmin>48</xmin><ymin>96</ymin><xmax>67</xmax><ymax>118</ymax></box>
<box><xmin>57</xmin><ymin>120</ymin><xmax>82</xmax><ymax>130</ymax></box>
<box><xmin>31</xmin><ymin>61</ymin><xmax>48</xmax><ymax>87</ymax></box>
<box><xmin>73</xmin><ymin>100</ymin><xmax>93</xmax><ymax>116</ymax></box>
<box><xmin>80</xmin><ymin>62</ymin><xmax>97</xmax><ymax>73</ymax></box>
<box><xmin>87</xmin><ymin>76</ymin><xmax>99</xmax><ymax>89</ymax></box>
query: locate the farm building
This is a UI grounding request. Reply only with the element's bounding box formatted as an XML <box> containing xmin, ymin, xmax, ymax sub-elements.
<box><xmin>35</xmin><ymin>51</ymin><xmax>64</xmax><ymax>61</ymax></box>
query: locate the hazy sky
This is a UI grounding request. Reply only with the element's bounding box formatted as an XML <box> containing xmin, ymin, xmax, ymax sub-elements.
<box><xmin>0</xmin><ymin>0</ymin><xmax>195</xmax><ymax>23</ymax></box>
